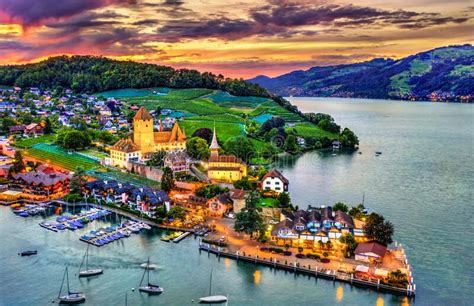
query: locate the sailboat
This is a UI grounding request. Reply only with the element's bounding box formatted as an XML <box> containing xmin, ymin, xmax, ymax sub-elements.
<box><xmin>57</xmin><ymin>267</ymin><xmax>86</xmax><ymax>304</ymax></box>
<box><xmin>78</xmin><ymin>244</ymin><xmax>103</xmax><ymax>277</ymax></box>
<box><xmin>199</xmin><ymin>269</ymin><xmax>227</xmax><ymax>304</ymax></box>
<box><xmin>138</xmin><ymin>257</ymin><xmax>163</xmax><ymax>294</ymax></box>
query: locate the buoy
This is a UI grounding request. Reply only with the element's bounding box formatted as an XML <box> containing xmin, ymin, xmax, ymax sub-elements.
<box><xmin>131</xmin><ymin>288</ymin><xmax>135</xmax><ymax>292</ymax></box>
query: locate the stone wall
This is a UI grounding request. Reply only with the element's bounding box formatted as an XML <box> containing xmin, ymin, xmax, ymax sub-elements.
<box><xmin>126</xmin><ymin>161</ymin><xmax>163</xmax><ymax>182</ymax></box>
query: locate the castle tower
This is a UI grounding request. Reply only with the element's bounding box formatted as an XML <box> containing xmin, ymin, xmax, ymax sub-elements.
<box><xmin>133</xmin><ymin>107</ymin><xmax>154</xmax><ymax>153</ymax></box>
<box><xmin>209</xmin><ymin>126</ymin><xmax>219</xmax><ymax>158</ymax></box>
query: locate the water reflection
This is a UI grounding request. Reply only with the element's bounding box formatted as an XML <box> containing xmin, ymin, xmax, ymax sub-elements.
<box><xmin>335</xmin><ymin>285</ymin><xmax>344</xmax><ymax>302</ymax></box>
<box><xmin>253</xmin><ymin>270</ymin><xmax>261</xmax><ymax>285</ymax></box>
<box><xmin>376</xmin><ymin>295</ymin><xmax>385</xmax><ymax>306</ymax></box>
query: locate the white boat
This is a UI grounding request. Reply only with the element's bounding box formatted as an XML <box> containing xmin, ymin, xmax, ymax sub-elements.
<box><xmin>199</xmin><ymin>269</ymin><xmax>227</xmax><ymax>304</ymax></box>
<box><xmin>140</xmin><ymin>263</ymin><xmax>159</xmax><ymax>270</ymax></box>
<box><xmin>78</xmin><ymin>245</ymin><xmax>103</xmax><ymax>278</ymax></box>
<box><xmin>57</xmin><ymin>267</ymin><xmax>86</xmax><ymax>304</ymax></box>
<box><xmin>138</xmin><ymin>257</ymin><xmax>163</xmax><ymax>294</ymax></box>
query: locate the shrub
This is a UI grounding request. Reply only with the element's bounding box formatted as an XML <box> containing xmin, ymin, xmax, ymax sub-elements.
<box><xmin>306</xmin><ymin>253</ymin><xmax>321</xmax><ymax>260</ymax></box>
<box><xmin>283</xmin><ymin>251</ymin><xmax>292</xmax><ymax>256</ymax></box>
<box><xmin>295</xmin><ymin>253</ymin><xmax>305</xmax><ymax>259</ymax></box>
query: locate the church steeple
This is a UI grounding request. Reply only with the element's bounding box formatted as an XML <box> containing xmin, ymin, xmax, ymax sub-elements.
<box><xmin>210</xmin><ymin>126</ymin><xmax>219</xmax><ymax>157</ymax></box>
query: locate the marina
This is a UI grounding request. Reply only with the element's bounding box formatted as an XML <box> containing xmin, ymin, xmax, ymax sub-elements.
<box><xmin>79</xmin><ymin>220</ymin><xmax>151</xmax><ymax>247</ymax></box>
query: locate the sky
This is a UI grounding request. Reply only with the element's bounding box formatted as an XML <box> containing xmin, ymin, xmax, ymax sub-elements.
<box><xmin>0</xmin><ymin>0</ymin><xmax>472</xmax><ymax>78</ymax></box>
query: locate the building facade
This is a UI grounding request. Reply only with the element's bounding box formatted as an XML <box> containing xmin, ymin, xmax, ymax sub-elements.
<box><xmin>260</xmin><ymin>168</ymin><xmax>289</xmax><ymax>194</ymax></box>
<box><xmin>207</xmin><ymin>128</ymin><xmax>247</xmax><ymax>182</ymax></box>
<box><xmin>110</xmin><ymin>107</ymin><xmax>186</xmax><ymax>167</ymax></box>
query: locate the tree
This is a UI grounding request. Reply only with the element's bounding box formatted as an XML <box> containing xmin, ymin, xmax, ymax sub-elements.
<box><xmin>224</xmin><ymin>136</ymin><xmax>255</xmax><ymax>162</ymax></box>
<box><xmin>167</xmin><ymin>206</ymin><xmax>186</xmax><ymax>221</ymax></box>
<box><xmin>339</xmin><ymin>233</ymin><xmax>357</xmax><ymax>257</ymax></box>
<box><xmin>364</xmin><ymin>213</ymin><xmax>394</xmax><ymax>245</ymax></box>
<box><xmin>192</xmin><ymin>128</ymin><xmax>213</xmax><ymax>144</ymax></box>
<box><xmin>146</xmin><ymin>150</ymin><xmax>166</xmax><ymax>167</ymax></box>
<box><xmin>69</xmin><ymin>167</ymin><xmax>86</xmax><ymax>195</ymax></box>
<box><xmin>384</xmin><ymin>270</ymin><xmax>409</xmax><ymax>287</ymax></box>
<box><xmin>318</xmin><ymin>119</ymin><xmax>341</xmax><ymax>133</ymax></box>
<box><xmin>186</xmin><ymin>137</ymin><xmax>210</xmax><ymax>160</ymax></box>
<box><xmin>161</xmin><ymin>167</ymin><xmax>175</xmax><ymax>192</ymax></box>
<box><xmin>12</xmin><ymin>151</ymin><xmax>25</xmax><ymax>173</ymax></box>
<box><xmin>195</xmin><ymin>184</ymin><xmax>227</xmax><ymax>199</ymax></box>
<box><xmin>349</xmin><ymin>204</ymin><xmax>366</xmax><ymax>219</ymax></box>
<box><xmin>234</xmin><ymin>192</ymin><xmax>264</xmax><ymax>238</ymax></box>
<box><xmin>333</xmin><ymin>202</ymin><xmax>349</xmax><ymax>213</ymax></box>
<box><xmin>298</xmin><ymin>246</ymin><xmax>304</xmax><ymax>254</ymax></box>
<box><xmin>2</xmin><ymin>117</ymin><xmax>16</xmax><ymax>133</ymax></box>
<box><xmin>58</xmin><ymin>129</ymin><xmax>90</xmax><ymax>150</ymax></box>
<box><xmin>277</xmin><ymin>192</ymin><xmax>291</xmax><ymax>208</ymax></box>
<box><xmin>233</xmin><ymin>177</ymin><xmax>253</xmax><ymax>190</ymax></box>
<box><xmin>284</xmin><ymin>135</ymin><xmax>299</xmax><ymax>154</ymax></box>
<box><xmin>43</xmin><ymin>118</ymin><xmax>53</xmax><ymax>134</ymax></box>
<box><xmin>339</xmin><ymin>128</ymin><xmax>359</xmax><ymax>148</ymax></box>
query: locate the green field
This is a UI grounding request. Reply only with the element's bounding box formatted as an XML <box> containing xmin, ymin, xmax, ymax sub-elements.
<box><xmin>13</xmin><ymin>134</ymin><xmax>57</xmax><ymax>149</ymax></box>
<box><xmin>25</xmin><ymin>143</ymin><xmax>99</xmax><ymax>171</ymax></box>
<box><xmin>287</xmin><ymin>122</ymin><xmax>338</xmax><ymax>139</ymax></box>
<box><xmin>181</xmin><ymin>119</ymin><xmax>244</xmax><ymax>141</ymax></box>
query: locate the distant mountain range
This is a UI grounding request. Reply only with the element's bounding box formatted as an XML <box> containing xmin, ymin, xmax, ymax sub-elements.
<box><xmin>248</xmin><ymin>45</ymin><xmax>473</xmax><ymax>102</ymax></box>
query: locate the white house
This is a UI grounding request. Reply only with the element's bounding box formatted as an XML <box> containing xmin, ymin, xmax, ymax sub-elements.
<box><xmin>260</xmin><ymin>168</ymin><xmax>289</xmax><ymax>193</ymax></box>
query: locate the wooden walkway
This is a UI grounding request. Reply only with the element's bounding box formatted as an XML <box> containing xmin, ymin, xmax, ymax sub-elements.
<box><xmin>199</xmin><ymin>243</ymin><xmax>416</xmax><ymax>297</ymax></box>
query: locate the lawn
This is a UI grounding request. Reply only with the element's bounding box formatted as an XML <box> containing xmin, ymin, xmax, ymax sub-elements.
<box><xmin>79</xmin><ymin>149</ymin><xmax>109</xmax><ymax>159</ymax></box>
<box><xmin>13</xmin><ymin>134</ymin><xmax>57</xmax><ymax>149</ymax></box>
<box><xmin>287</xmin><ymin>122</ymin><xmax>338</xmax><ymax>139</ymax></box>
<box><xmin>24</xmin><ymin>143</ymin><xmax>99</xmax><ymax>171</ymax></box>
<box><xmin>249</xmin><ymin>102</ymin><xmax>302</xmax><ymax>122</ymax></box>
<box><xmin>258</xmin><ymin>197</ymin><xmax>280</xmax><ymax>208</ymax></box>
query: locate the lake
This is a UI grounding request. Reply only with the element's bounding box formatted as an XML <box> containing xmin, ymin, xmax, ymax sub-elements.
<box><xmin>1</xmin><ymin>98</ymin><xmax>472</xmax><ymax>306</ymax></box>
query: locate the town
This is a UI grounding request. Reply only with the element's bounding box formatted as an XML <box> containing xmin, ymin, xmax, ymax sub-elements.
<box><xmin>0</xmin><ymin>85</ymin><xmax>414</xmax><ymax>299</ymax></box>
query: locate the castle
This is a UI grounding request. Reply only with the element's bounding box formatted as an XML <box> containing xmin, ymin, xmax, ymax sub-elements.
<box><xmin>207</xmin><ymin>128</ymin><xmax>247</xmax><ymax>182</ymax></box>
<box><xmin>110</xmin><ymin>107</ymin><xmax>186</xmax><ymax>167</ymax></box>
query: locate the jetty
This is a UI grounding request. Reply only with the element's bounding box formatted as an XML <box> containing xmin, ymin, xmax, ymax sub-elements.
<box><xmin>80</xmin><ymin>220</ymin><xmax>150</xmax><ymax>247</ymax></box>
<box><xmin>173</xmin><ymin>231</ymin><xmax>192</xmax><ymax>243</ymax></box>
<box><xmin>199</xmin><ymin>243</ymin><xmax>416</xmax><ymax>297</ymax></box>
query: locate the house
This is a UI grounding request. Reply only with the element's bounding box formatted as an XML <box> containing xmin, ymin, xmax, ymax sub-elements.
<box><xmin>260</xmin><ymin>168</ymin><xmax>289</xmax><ymax>193</ymax></box>
<box><xmin>9</xmin><ymin>125</ymin><xmax>26</xmax><ymax>134</ymax></box>
<box><xmin>11</xmin><ymin>171</ymin><xmax>71</xmax><ymax>196</ymax></box>
<box><xmin>270</xmin><ymin>206</ymin><xmax>358</xmax><ymax>246</ymax></box>
<box><xmin>164</xmin><ymin>151</ymin><xmax>190</xmax><ymax>173</ymax></box>
<box><xmin>207</xmin><ymin>193</ymin><xmax>233</xmax><ymax>216</ymax></box>
<box><xmin>355</xmin><ymin>242</ymin><xmax>387</xmax><ymax>262</ymax></box>
<box><xmin>230</xmin><ymin>189</ymin><xmax>246</xmax><ymax>213</ymax></box>
<box><xmin>24</xmin><ymin>123</ymin><xmax>44</xmax><ymax>136</ymax></box>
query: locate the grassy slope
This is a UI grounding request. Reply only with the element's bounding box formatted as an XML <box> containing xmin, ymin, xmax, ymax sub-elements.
<box><xmin>13</xmin><ymin>134</ymin><xmax>57</xmax><ymax>149</ymax></box>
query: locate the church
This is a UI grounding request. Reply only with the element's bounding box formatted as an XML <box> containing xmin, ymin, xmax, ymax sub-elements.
<box><xmin>110</xmin><ymin>107</ymin><xmax>186</xmax><ymax>167</ymax></box>
<box><xmin>207</xmin><ymin>128</ymin><xmax>247</xmax><ymax>182</ymax></box>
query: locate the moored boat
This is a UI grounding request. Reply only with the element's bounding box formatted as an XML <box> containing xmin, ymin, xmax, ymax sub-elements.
<box><xmin>138</xmin><ymin>257</ymin><xmax>163</xmax><ymax>294</ymax></box>
<box><xmin>57</xmin><ymin>267</ymin><xmax>86</xmax><ymax>304</ymax></box>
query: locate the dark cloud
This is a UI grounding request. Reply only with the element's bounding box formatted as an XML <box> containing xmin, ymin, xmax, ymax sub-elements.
<box><xmin>0</xmin><ymin>0</ymin><xmax>131</xmax><ymax>26</ymax></box>
<box><xmin>132</xmin><ymin>19</ymin><xmax>160</xmax><ymax>26</ymax></box>
<box><xmin>45</xmin><ymin>11</ymin><xmax>125</xmax><ymax>35</ymax></box>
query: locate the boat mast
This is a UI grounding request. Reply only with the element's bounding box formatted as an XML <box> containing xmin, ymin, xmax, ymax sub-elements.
<box><xmin>85</xmin><ymin>245</ymin><xmax>89</xmax><ymax>270</ymax></box>
<box><xmin>209</xmin><ymin>269</ymin><xmax>213</xmax><ymax>296</ymax></box>
<box><xmin>147</xmin><ymin>257</ymin><xmax>150</xmax><ymax>285</ymax></box>
<box><xmin>139</xmin><ymin>258</ymin><xmax>147</xmax><ymax>286</ymax></box>
<box><xmin>58</xmin><ymin>267</ymin><xmax>67</xmax><ymax>298</ymax></box>
<box><xmin>66</xmin><ymin>266</ymin><xmax>71</xmax><ymax>294</ymax></box>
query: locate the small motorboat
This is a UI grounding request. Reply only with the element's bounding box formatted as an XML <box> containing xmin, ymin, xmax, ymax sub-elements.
<box><xmin>19</xmin><ymin>212</ymin><xmax>29</xmax><ymax>217</ymax></box>
<box><xmin>19</xmin><ymin>250</ymin><xmax>37</xmax><ymax>256</ymax></box>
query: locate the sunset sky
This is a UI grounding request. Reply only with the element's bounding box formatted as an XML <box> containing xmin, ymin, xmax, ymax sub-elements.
<box><xmin>0</xmin><ymin>0</ymin><xmax>472</xmax><ymax>78</ymax></box>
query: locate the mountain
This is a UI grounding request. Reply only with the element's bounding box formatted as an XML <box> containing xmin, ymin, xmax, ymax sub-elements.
<box><xmin>248</xmin><ymin>45</ymin><xmax>474</xmax><ymax>102</ymax></box>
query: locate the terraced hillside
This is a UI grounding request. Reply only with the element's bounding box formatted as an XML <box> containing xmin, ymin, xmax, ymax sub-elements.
<box><xmin>249</xmin><ymin>45</ymin><xmax>473</xmax><ymax>102</ymax></box>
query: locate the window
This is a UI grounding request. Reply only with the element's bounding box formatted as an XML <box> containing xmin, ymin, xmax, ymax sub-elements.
<box><xmin>266</xmin><ymin>181</ymin><xmax>271</xmax><ymax>185</ymax></box>
<box><xmin>275</xmin><ymin>181</ymin><xmax>280</xmax><ymax>185</ymax></box>
<box><xmin>275</xmin><ymin>187</ymin><xmax>281</xmax><ymax>190</ymax></box>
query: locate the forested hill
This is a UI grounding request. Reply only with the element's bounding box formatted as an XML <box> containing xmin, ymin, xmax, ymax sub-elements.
<box><xmin>248</xmin><ymin>45</ymin><xmax>474</xmax><ymax>102</ymax></box>
<box><xmin>0</xmin><ymin>55</ymin><xmax>270</xmax><ymax>97</ymax></box>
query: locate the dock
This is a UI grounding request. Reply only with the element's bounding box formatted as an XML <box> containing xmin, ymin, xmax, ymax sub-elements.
<box><xmin>80</xmin><ymin>220</ymin><xmax>150</xmax><ymax>247</ymax></box>
<box><xmin>199</xmin><ymin>243</ymin><xmax>416</xmax><ymax>297</ymax></box>
<box><xmin>173</xmin><ymin>231</ymin><xmax>192</xmax><ymax>243</ymax></box>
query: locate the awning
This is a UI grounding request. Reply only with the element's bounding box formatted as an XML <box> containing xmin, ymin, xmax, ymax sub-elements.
<box><xmin>355</xmin><ymin>265</ymin><xmax>369</xmax><ymax>273</ymax></box>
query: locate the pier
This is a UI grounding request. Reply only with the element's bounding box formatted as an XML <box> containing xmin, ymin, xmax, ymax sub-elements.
<box><xmin>199</xmin><ymin>243</ymin><xmax>416</xmax><ymax>297</ymax></box>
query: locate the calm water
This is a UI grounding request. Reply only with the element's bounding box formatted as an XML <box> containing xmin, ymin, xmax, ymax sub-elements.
<box><xmin>1</xmin><ymin>98</ymin><xmax>473</xmax><ymax>306</ymax></box>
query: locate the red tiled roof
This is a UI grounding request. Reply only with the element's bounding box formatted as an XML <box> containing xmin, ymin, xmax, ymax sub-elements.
<box><xmin>134</xmin><ymin>106</ymin><xmax>153</xmax><ymax>121</ymax></box>
<box><xmin>261</xmin><ymin>168</ymin><xmax>289</xmax><ymax>185</ymax></box>
<box><xmin>355</xmin><ymin>242</ymin><xmax>387</xmax><ymax>258</ymax></box>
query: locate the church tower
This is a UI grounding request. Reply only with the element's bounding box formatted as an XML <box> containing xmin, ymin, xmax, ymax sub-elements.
<box><xmin>209</xmin><ymin>126</ymin><xmax>219</xmax><ymax>158</ymax></box>
<box><xmin>133</xmin><ymin>107</ymin><xmax>154</xmax><ymax>154</ymax></box>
